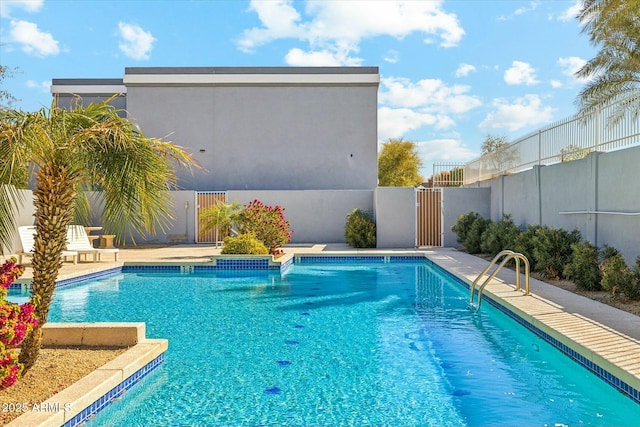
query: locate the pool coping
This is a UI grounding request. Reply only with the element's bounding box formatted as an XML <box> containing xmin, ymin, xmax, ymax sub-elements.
<box><xmin>425</xmin><ymin>249</ymin><xmax>640</xmax><ymax>404</ymax></box>
<box><xmin>7</xmin><ymin>249</ymin><xmax>640</xmax><ymax>426</ymax></box>
<box><xmin>7</xmin><ymin>324</ymin><xmax>168</xmax><ymax>427</ymax></box>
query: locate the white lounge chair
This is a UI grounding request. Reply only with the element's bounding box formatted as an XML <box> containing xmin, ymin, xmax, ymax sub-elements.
<box><xmin>17</xmin><ymin>226</ymin><xmax>78</xmax><ymax>264</ymax></box>
<box><xmin>66</xmin><ymin>225</ymin><xmax>119</xmax><ymax>262</ymax></box>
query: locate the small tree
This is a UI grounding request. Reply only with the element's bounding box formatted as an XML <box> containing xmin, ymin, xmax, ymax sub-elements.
<box><xmin>199</xmin><ymin>200</ymin><xmax>243</xmax><ymax>241</ymax></box>
<box><xmin>0</xmin><ymin>99</ymin><xmax>197</xmax><ymax>373</ymax></box>
<box><xmin>480</xmin><ymin>134</ymin><xmax>519</xmax><ymax>174</ymax></box>
<box><xmin>559</xmin><ymin>144</ymin><xmax>591</xmax><ymax>162</ymax></box>
<box><xmin>0</xmin><ymin>65</ymin><xmax>18</xmax><ymax>110</ymax></box>
<box><xmin>378</xmin><ymin>138</ymin><xmax>423</xmax><ymax>186</ymax></box>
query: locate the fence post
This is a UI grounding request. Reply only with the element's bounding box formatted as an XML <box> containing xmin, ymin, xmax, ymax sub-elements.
<box><xmin>595</xmin><ymin>106</ymin><xmax>600</xmax><ymax>152</ymax></box>
<box><xmin>538</xmin><ymin>130</ymin><xmax>542</xmax><ymax>165</ymax></box>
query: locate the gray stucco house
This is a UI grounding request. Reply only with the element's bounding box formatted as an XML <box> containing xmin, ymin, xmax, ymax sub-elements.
<box><xmin>49</xmin><ymin>67</ymin><xmax>417</xmax><ymax>246</ymax></box>
<box><xmin>52</xmin><ymin>67</ymin><xmax>380</xmax><ymax>192</ymax></box>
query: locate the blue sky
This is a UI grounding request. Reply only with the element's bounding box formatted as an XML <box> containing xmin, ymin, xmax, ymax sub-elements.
<box><xmin>0</xmin><ymin>0</ymin><xmax>594</xmax><ymax>177</ymax></box>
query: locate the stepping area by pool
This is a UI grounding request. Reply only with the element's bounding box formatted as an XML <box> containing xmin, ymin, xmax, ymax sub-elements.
<box><xmin>3</xmin><ymin>243</ymin><xmax>640</xmax><ymax>401</ymax></box>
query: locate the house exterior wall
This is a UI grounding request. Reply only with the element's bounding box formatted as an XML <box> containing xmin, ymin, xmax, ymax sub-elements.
<box><xmin>375</xmin><ymin>187</ymin><xmax>416</xmax><ymax>248</ymax></box>
<box><xmin>124</xmin><ymin>67</ymin><xmax>379</xmax><ymax>191</ymax></box>
<box><xmin>52</xmin><ymin>67</ymin><xmax>379</xmax><ymax>192</ymax></box>
<box><xmin>227</xmin><ymin>190</ymin><xmax>374</xmax><ymax>243</ymax></box>
<box><xmin>442</xmin><ymin>187</ymin><xmax>491</xmax><ymax>248</ymax></box>
<box><xmin>51</xmin><ymin>78</ymin><xmax>127</xmax><ymax>114</ymax></box>
<box><xmin>476</xmin><ymin>146</ymin><xmax>640</xmax><ymax>263</ymax></box>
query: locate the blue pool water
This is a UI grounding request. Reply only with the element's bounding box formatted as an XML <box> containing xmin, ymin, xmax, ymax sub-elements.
<box><xmin>11</xmin><ymin>261</ymin><xmax>640</xmax><ymax>426</ymax></box>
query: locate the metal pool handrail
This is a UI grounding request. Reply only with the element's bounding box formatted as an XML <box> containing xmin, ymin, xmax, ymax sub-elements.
<box><xmin>469</xmin><ymin>250</ymin><xmax>530</xmax><ymax>313</ymax></box>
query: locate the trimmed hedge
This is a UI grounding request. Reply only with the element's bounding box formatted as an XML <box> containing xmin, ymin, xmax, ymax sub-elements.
<box><xmin>451</xmin><ymin>212</ymin><xmax>639</xmax><ymax>300</ymax></box>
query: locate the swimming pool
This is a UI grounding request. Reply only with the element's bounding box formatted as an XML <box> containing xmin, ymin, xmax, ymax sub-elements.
<box><xmin>13</xmin><ymin>260</ymin><xmax>640</xmax><ymax>426</ymax></box>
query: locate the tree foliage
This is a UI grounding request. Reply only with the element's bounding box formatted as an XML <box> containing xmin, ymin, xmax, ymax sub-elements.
<box><xmin>0</xmin><ymin>65</ymin><xmax>18</xmax><ymax>110</ymax></box>
<box><xmin>199</xmin><ymin>200</ymin><xmax>243</xmax><ymax>240</ymax></box>
<box><xmin>480</xmin><ymin>134</ymin><xmax>518</xmax><ymax>172</ymax></box>
<box><xmin>378</xmin><ymin>138</ymin><xmax>423</xmax><ymax>187</ymax></box>
<box><xmin>575</xmin><ymin>0</ymin><xmax>640</xmax><ymax>123</ymax></box>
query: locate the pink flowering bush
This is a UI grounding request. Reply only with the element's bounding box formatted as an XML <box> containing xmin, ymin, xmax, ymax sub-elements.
<box><xmin>236</xmin><ymin>200</ymin><xmax>293</xmax><ymax>255</ymax></box>
<box><xmin>0</xmin><ymin>257</ymin><xmax>38</xmax><ymax>389</ymax></box>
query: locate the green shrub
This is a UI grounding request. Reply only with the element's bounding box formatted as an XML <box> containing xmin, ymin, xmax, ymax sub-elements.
<box><xmin>564</xmin><ymin>241</ymin><xmax>601</xmax><ymax>291</ymax></box>
<box><xmin>600</xmin><ymin>244</ymin><xmax>620</xmax><ymax>263</ymax></box>
<box><xmin>512</xmin><ymin>224</ymin><xmax>542</xmax><ymax>264</ymax></box>
<box><xmin>601</xmin><ymin>253</ymin><xmax>634</xmax><ymax>296</ymax></box>
<box><xmin>480</xmin><ymin>214</ymin><xmax>520</xmax><ymax>257</ymax></box>
<box><xmin>531</xmin><ymin>226</ymin><xmax>581</xmax><ymax>279</ymax></box>
<box><xmin>344</xmin><ymin>209</ymin><xmax>376</xmax><ymax>248</ymax></box>
<box><xmin>628</xmin><ymin>257</ymin><xmax>640</xmax><ymax>301</ymax></box>
<box><xmin>464</xmin><ymin>216</ymin><xmax>491</xmax><ymax>254</ymax></box>
<box><xmin>221</xmin><ymin>233</ymin><xmax>269</xmax><ymax>255</ymax></box>
<box><xmin>451</xmin><ymin>212</ymin><xmax>481</xmax><ymax>246</ymax></box>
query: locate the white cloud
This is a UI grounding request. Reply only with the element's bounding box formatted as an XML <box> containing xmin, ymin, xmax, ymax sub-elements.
<box><xmin>9</xmin><ymin>20</ymin><xmax>59</xmax><ymax>57</ymax></box>
<box><xmin>237</xmin><ymin>0</ymin><xmax>464</xmax><ymax>65</ymax></box>
<box><xmin>455</xmin><ymin>63</ymin><xmax>476</xmax><ymax>77</ymax></box>
<box><xmin>514</xmin><ymin>1</ymin><xmax>539</xmax><ymax>16</ymax></box>
<box><xmin>0</xmin><ymin>0</ymin><xmax>43</xmax><ymax>18</ymax></box>
<box><xmin>377</xmin><ymin>76</ymin><xmax>482</xmax><ymax>139</ymax></box>
<box><xmin>557</xmin><ymin>56</ymin><xmax>588</xmax><ymax>81</ymax></box>
<box><xmin>383</xmin><ymin>49</ymin><xmax>399</xmax><ymax>64</ymax></box>
<box><xmin>26</xmin><ymin>79</ymin><xmax>50</xmax><ymax>93</ymax></box>
<box><xmin>236</xmin><ymin>0</ymin><xmax>302</xmax><ymax>52</ymax></box>
<box><xmin>118</xmin><ymin>22</ymin><xmax>155</xmax><ymax>60</ymax></box>
<box><xmin>504</xmin><ymin>60</ymin><xmax>539</xmax><ymax>86</ymax></box>
<box><xmin>285</xmin><ymin>47</ymin><xmax>360</xmax><ymax>66</ymax></box>
<box><xmin>379</xmin><ymin>76</ymin><xmax>482</xmax><ymax>114</ymax></box>
<box><xmin>415</xmin><ymin>138</ymin><xmax>477</xmax><ymax>162</ymax></box>
<box><xmin>378</xmin><ymin>107</ymin><xmax>455</xmax><ymax>141</ymax></box>
<box><xmin>557</xmin><ymin>0</ymin><xmax>582</xmax><ymax>22</ymax></box>
<box><xmin>479</xmin><ymin>94</ymin><xmax>555</xmax><ymax>131</ymax></box>
<box><xmin>551</xmin><ymin>80</ymin><xmax>563</xmax><ymax>88</ymax></box>
<box><xmin>497</xmin><ymin>1</ymin><xmax>539</xmax><ymax>21</ymax></box>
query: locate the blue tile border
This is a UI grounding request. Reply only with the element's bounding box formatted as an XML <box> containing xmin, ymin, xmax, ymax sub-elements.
<box><xmin>426</xmin><ymin>257</ymin><xmax>640</xmax><ymax>405</ymax></box>
<box><xmin>61</xmin><ymin>353</ymin><xmax>165</xmax><ymax>427</ymax></box>
<box><xmin>296</xmin><ymin>255</ymin><xmax>427</xmax><ymax>264</ymax></box>
<box><xmin>56</xmin><ymin>267</ymin><xmax>123</xmax><ymax>288</ymax></box>
<box><xmin>297</xmin><ymin>255</ymin><xmax>386</xmax><ymax>263</ymax></box>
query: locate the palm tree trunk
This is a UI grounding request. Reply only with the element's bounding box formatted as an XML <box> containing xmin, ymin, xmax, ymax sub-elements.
<box><xmin>19</xmin><ymin>163</ymin><xmax>77</xmax><ymax>373</ymax></box>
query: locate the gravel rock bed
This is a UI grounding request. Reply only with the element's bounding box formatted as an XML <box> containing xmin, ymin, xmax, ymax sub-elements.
<box><xmin>0</xmin><ymin>347</ymin><xmax>127</xmax><ymax>425</ymax></box>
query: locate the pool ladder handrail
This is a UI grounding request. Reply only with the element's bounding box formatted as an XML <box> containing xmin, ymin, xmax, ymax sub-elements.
<box><xmin>469</xmin><ymin>250</ymin><xmax>530</xmax><ymax>313</ymax></box>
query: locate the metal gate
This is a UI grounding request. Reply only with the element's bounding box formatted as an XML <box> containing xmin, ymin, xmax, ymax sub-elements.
<box><xmin>195</xmin><ymin>191</ymin><xmax>227</xmax><ymax>243</ymax></box>
<box><xmin>416</xmin><ymin>187</ymin><xmax>443</xmax><ymax>247</ymax></box>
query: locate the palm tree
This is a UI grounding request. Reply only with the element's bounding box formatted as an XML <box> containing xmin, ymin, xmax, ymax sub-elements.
<box><xmin>199</xmin><ymin>200</ymin><xmax>243</xmax><ymax>242</ymax></box>
<box><xmin>0</xmin><ymin>97</ymin><xmax>196</xmax><ymax>372</ymax></box>
<box><xmin>575</xmin><ymin>0</ymin><xmax>640</xmax><ymax>123</ymax></box>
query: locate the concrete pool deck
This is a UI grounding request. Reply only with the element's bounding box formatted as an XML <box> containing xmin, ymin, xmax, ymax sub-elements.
<box><xmin>3</xmin><ymin>244</ymin><xmax>640</xmax><ymax>401</ymax></box>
